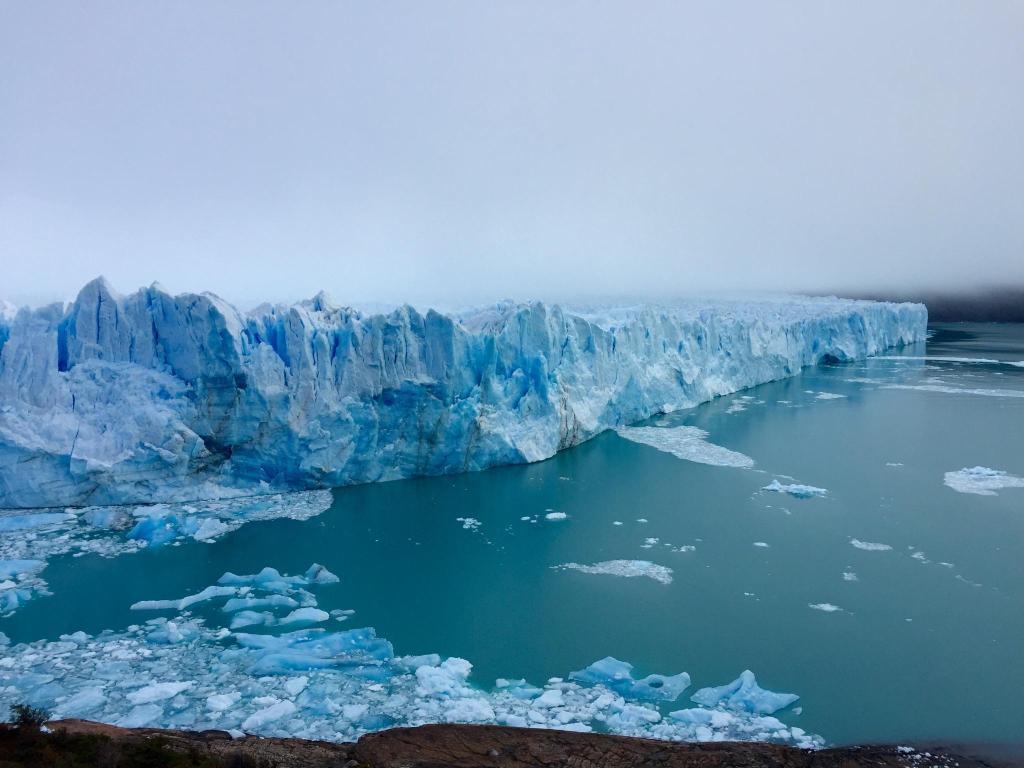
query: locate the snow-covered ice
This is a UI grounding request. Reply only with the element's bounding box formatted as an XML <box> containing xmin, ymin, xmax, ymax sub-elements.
<box><xmin>554</xmin><ymin>560</ymin><xmax>674</xmax><ymax>585</ymax></box>
<box><xmin>0</xmin><ymin>279</ymin><xmax>926</xmax><ymax>508</ymax></box>
<box><xmin>943</xmin><ymin>466</ymin><xmax>1024</xmax><ymax>496</ymax></box>
<box><xmin>616</xmin><ymin>426</ymin><xmax>755</xmax><ymax>468</ymax></box>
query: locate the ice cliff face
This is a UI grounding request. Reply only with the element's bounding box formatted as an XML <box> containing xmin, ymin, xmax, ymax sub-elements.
<box><xmin>0</xmin><ymin>278</ymin><xmax>926</xmax><ymax>508</ymax></box>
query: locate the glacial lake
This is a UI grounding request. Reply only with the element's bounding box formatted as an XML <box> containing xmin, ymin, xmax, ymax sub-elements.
<box><xmin>3</xmin><ymin>322</ymin><xmax>1023</xmax><ymax>746</ymax></box>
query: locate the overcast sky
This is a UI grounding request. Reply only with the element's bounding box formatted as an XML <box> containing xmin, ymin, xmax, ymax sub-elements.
<box><xmin>2</xmin><ymin>2</ymin><xmax>1022</xmax><ymax>307</ymax></box>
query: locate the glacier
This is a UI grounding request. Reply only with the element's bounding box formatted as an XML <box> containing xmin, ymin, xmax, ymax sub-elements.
<box><xmin>0</xmin><ymin>278</ymin><xmax>927</xmax><ymax>508</ymax></box>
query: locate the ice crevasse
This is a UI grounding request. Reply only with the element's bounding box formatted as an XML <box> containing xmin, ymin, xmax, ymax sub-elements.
<box><xmin>0</xmin><ymin>278</ymin><xmax>927</xmax><ymax>507</ymax></box>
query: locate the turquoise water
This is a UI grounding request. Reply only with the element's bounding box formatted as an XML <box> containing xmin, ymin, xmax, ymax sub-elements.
<box><xmin>3</xmin><ymin>322</ymin><xmax>1023</xmax><ymax>745</ymax></box>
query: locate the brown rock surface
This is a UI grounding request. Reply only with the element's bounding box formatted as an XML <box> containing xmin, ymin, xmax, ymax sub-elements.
<box><xmin>17</xmin><ymin>720</ymin><xmax>1017</xmax><ymax>768</ymax></box>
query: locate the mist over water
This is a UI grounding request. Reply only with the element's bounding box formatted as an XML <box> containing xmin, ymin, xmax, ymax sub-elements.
<box><xmin>2</xmin><ymin>2</ymin><xmax>1023</xmax><ymax>307</ymax></box>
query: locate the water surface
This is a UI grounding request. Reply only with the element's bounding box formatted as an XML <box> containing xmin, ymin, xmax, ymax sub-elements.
<box><xmin>4</xmin><ymin>322</ymin><xmax>1023</xmax><ymax>745</ymax></box>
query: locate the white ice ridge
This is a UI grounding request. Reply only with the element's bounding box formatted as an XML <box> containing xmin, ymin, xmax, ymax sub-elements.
<box><xmin>0</xmin><ymin>566</ymin><xmax>822</xmax><ymax>748</ymax></box>
<box><xmin>0</xmin><ymin>278</ymin><xmax>926</xmax><ymax>507</ymax></box>
<box><xmin>943</xmin><ymin>466</ymin><xmax>1024</xmax><ymax>496</ymax></box>
<box><xmin>616</xmin><ymin>426</ymin><xmax>755</xmax><ymax>468</ymax></box>
<box><xmin>0</xmin><ymin>491</ymin><xmax>332</xmax><ymax>616</ymax></box>
<box><xmin>554</xmin><ymin>560</ymin><xmax>674</xmax><ymax>585</ymax></box>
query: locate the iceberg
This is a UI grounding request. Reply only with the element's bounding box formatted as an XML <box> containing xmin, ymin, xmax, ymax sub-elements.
<box><xmin>690</xmin><ymin>670</ymin><xmax>798</xmax><ymax>715</ymax></box>
<box><xmin>569</xmin><ymin>657</ymin><xmax>690</xmax><ymax>702</ymax></box>
<box><xmin>0</xmin><ymin>278</ymin><xmax>926</xmax><ymax>508</ymax></box>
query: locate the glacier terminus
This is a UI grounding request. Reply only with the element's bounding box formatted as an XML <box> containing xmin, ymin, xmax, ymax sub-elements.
<box><xmin>0</xmin><ymin>278</ymin><xmax>926</xmax><ymax>508</ymax></box>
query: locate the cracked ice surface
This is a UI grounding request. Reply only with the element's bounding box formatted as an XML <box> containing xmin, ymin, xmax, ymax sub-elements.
<box><xmin>0</xmin><ymin>491</ymin><xmax>332</xmax><ymax>615</ymax></box>
<box><xmin>0</xmin><ymin>279</ymin><xmax>925</xmax><ymax>508</ymax></box>
<box><xmin>0</xmin><ymin>566</ymin><xmax>822</xmax><ymax>748</ymax></box>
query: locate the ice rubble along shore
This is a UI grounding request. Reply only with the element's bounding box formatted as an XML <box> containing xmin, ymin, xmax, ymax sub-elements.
<box><xmin>0</xmin><ymin>278</ymin><xmax>926</xmax><ymax>507</ymax></box>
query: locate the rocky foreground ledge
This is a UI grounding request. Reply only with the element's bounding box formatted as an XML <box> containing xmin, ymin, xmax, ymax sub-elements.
<box><xmin>2</xmin><ymin>720</ymin><xmax>1018</xmax><ymax>768</ymax></box>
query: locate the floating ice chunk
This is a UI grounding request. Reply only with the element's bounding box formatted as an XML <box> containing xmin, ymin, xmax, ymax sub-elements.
<box><xmin>617</xmin><ymin>426</ymin><xmax>754</xmax><ymax>468</ymax></box>
<box><xmin>278</xmin><ymin>608</ymin><xmax>329</xmax><ymax>627</ymax></box>
<box><xmin>55</xmin><ymin>686</ymin><xmax>107</xmax><ymax>715</ymax></box>
<box><xmin>0</xmin><ymin>513</ymin><xmax>68</xmax><ymax>532</ymax></box>
<box><xmin>130</xmin><ymin>585</ymin><xmax>237</xmax><ymax>611</ymax></box>
<box><xmin>554</xmin><ymin>560</ymin><xmax>673</xmax><ymax>585</ymax></box>
<box><xmin>943</xmin><ymin>466</ymin><xmax>1024</xmax><ymax>496</ymax></box>
<box><xmin>127</xmin><ymin>681</ymin><xmax>194</xmax><ymax>705</ymax></box>
<box><xmin>533</xmin><ymin>689</ymin><xmax>564</xmax><ymax>708</ymax></box>
<box><xmin>283</xmin><ymin>676</ymin><xmax>308</xmax><ymax>697</ymax></box>
<box><xmin>690</xmin><ymin>670</ymin><xmax>798</xmax><ymax>714</ymax></box>
<box><xmin>570</xmin><ymin>657</ymin><xmax>690</xmax><ymax>702</ymax></box>
<box><xmin>850</xmin><ymin>539</ymin><xmax>893</xmax><ymax>551</ymax></box>
<box><xmin>242</xmin><ymin>700</ymin><xmax>296</xmax><ymax>731</ymax></box>
<box><xmin>762</xmin><ymin>480</ymin><xmax>827</xmax><ymax>499</ymax></box>
<box><xmin>456</xmin><ymin>517</ymin><xmax>481</xmax><ymax>530</ymax></box>
<box><xmin>842</xmin><ymin>571</ymin><xmax>858</xmax><ymax>581</ymax></box>
<box><xmin>416</xmin><ymin>658</ymin><xmax>473</xmax><ymax>697</ymax></box>
<box><xmin>544</xmin><ymin>511</ymin><xmax>567</xmax><ymax>520</ymax></box>
<box><xmin>881</xmin><ymin>383</ymin><xmax>1024</xmax><ymax>398</ymax></box>
<box><xmin>230</xmin><ymin>610</ymin><xmax>275</xmax><ymax>629</ymax></box>
<box><xmin>753</xmin><ymin>542</ymin><xmax>769</xmax><ymax>548</ymax></box>
<box><xmin>815</xmin><ymin>392</ymin><xmax>846</xmax><ymax>400</ymax></box>
<box><xmin>192</xmin><ymin>518</ymin><xmax>231</xmax><ymax>542</ymax></box>
<box><xmin>875</xmin><ymin>355</ymin><xmax>1024</xmax><ymax>368</ymax></box>
<box><xmin>0</xmin><ymin>559</ymin><xmax>45</xmax><ymax>579</ymax></box>
<box><xmin>304</xmin><ymin>564</ymin><xmax>339</xmax><ymax>584</ymax></box>
<box><xmin>808</xmin><ymin>603</ymin><xmax>844</xmax><ymax>613</ymax></box>
<box><xmin>223</xmin><ymin>594</ymin><xmax>299</xmax><ymax>613</ymax></box>
<box><xmin>118</xmin><ymin>704</ymin><xmax>164</xmax><ymax>728</ymax></box>
<box><xmin>206</xmin><ymin>692</ymin><xmax>242</xmax><ymax>711</ymax></box>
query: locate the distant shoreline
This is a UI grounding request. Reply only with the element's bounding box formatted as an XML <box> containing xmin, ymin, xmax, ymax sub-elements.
<box><xmin>829</xmin><ymin>288</ymin><xmax>1024</xmax><ymax>323</ymax></box>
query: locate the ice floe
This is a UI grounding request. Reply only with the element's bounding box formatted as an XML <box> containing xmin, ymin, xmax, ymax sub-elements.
<box><xmin>849</xmin><ymin>539</ymin><xmax>893</xmax><ymax>551</ymax></box>
<box><xmin>761</xmin><ymin>480</ymin><xmax>827</xmax><ymax>499</ymax></box>
<box><xmin>881</xmin><ymin>383</ymin><xmax>1024</xmax><ymax>398</ymax></box>
<box><xmin>616</xmin><ymin>426</ymin><xmax>754</xmax><ymax>469</ymax></box>
<box><xmin>0</xmin><ymin>491</ymin><xmax>332</xmax><ymax>615</ymax></box>
<box><xmin>874</xmin><ymin>356</ymin><xmax>1024</xmax><ymax>368</ymax></box>
<box><xmin>0</xmin><ymin>564</ymin><xmax>822</xmax><ymax>748</ymax></box>
<box><xmin>553</xmin><ymin>560</ymin><xmax>674</xmax><ymax>585</ymax></box>
<box><xmin>808</xmin><ymin>603</ymin><xmax>844</xmax><ymax>613</ymax></box>
<box><xmin>943</xmin><ymin>466</ymin><xmax>1024</xmax><ymax>496</ymax></box>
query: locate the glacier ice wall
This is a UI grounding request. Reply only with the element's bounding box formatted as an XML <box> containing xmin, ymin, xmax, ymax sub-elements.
<box><xmin>0</xmin><ymin>278</ymin><xmax>926</xmax><ymax>507</ymax></box>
